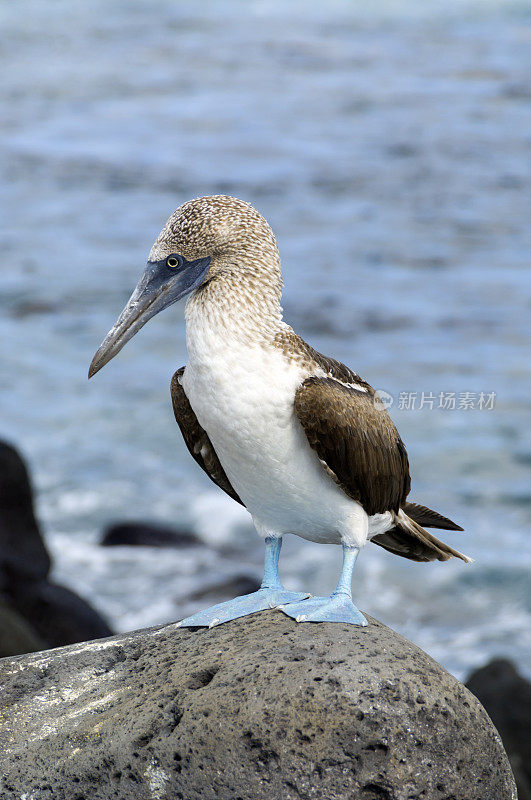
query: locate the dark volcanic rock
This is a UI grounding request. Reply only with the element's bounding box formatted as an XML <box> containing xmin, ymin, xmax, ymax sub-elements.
<box><xmin>0</xmin><ymin>614</ymin><xmax>516</xmax><ymax>800</ymax></box>
<box><xmin>0</xmin><ymin>440</ymin><xmax>113</xmax><ymax>654</ymax></box>
<box><xmin>101</xmin><ymin>520</ymin><xmax>201</xmax><ymax>548</ymax></box>
<box><xmin>7</xmin><ymin>581</ymin><xmax>112</xmax><ymax>649</ymax></box>
<box><xmin>0</xmin><ymin>441</ymin><xmax>50</xmax><ymax>582</ymax></box>
<box><xmin>466</xmin><ymin>658</ymin><xmax>531</xmax><ymax>800</ymax></box>
<box><xmin>0</xmin><ymin>599</ymin><xmax>45</xmax><ymax>657</ymax></box>
<box><xmin>189</xmin><ymin>574</ymin><xmax>261</xmax><ymax>602</ymax></box>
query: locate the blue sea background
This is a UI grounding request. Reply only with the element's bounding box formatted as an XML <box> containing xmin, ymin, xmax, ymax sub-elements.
<box><xmin>1</xmin><ymin>0</ymin><xmax>530</xmax><ymax>679</ymax></box>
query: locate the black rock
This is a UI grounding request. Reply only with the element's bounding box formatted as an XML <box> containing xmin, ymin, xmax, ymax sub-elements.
<box><xmin>0</xmin><ymin>614</ymin><xmax>517</xmax><ymax>799</ymax></box>
<box><xmin>101</xmin><ymin>520</ymin><xmax>201</xmax><ymax>548</ymax></box>
<box><xmin>189</xmin><ymin>574</ymin><xmax>261</xmax><ymax>602</ymax></box>
<box><xmin>466</xmin><ymin>658</ymin><xmax>531</xmax><ymax>800</ymax></box>
<box><xmin>0</xmin><ymin>598</ymin><xmax>46</xmax><ymax>657</ymax></box>
<box><xmin>0</xmin><ymin>441</ymin><xmax>50</xmax><ymax>583</ymax></box>
<box><xmin>0</xmin><ymin>439</ymin><xmax>113</xmax><ymax>654</ymax></box>
<box><xmin>6</xmin><ymin>581</ymin><xmax>113</xmax><ymax>649</ymax></box>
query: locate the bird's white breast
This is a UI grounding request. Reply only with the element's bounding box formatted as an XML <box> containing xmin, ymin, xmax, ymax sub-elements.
<box><xmin>181</xmin><ymin>304</ymin><xmax>369</xmax><ymax>546</ymax></box>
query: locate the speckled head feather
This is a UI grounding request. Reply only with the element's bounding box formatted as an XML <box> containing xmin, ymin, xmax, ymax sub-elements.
<box><xmin>145</xmin><ymin>195</ymin><xmax>287</xmax><ymax>346</ymax></box>
<box><xmin>149</xmin><ymin>195</ymin><xmax>282</xmax><ymax>291</ymax></box>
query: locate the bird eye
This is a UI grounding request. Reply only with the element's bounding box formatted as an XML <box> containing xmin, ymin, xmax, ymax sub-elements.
<box><xmin>166</xmin><ymin>255</ymin><xmax>180</xmax><ymax>268</ymax></box>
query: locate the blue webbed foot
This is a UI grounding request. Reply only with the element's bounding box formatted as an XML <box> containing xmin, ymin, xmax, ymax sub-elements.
<box><xmin>177</xmin><ymin>587</ymin><xmax>310</xmax><ymax>628</ymax></box>
<box><xmin>278</xmin><ymin>592</ymin><xmax>368</xmax><ymax>626</ymax></box>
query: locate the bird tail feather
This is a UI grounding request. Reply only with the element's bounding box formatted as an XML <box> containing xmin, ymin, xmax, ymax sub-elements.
<box><xmin>371</xmin><ymin>509</ymin><xmax>472</xmax><ymax>563</ymax></box>
<box><xmin>403</xmin><ymin>501</ymin><xmax>463</xmax><ymax>531</ymax></box>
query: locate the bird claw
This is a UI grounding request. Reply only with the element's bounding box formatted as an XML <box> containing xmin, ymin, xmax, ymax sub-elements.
<box><xmin>208</xmin><ymin>618</ymin><xmax>220</xmax><ymax>628</ymax></box>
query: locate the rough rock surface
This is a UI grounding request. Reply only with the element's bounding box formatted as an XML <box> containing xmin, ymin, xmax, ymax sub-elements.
<box><xmin>0</xmin><ymin>613</ymin><xmax>516</xmax><ymax>800</ymax></box>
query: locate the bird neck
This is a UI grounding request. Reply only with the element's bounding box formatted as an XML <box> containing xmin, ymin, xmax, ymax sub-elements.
<box><xmin>185</xmin><ymin>259</ymin><xmax>285</xmax><ymax>359</ymax></box>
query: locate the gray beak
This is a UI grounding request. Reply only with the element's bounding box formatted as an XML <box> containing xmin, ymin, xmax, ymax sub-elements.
<box><xmin>88</xmin><ymin>255</ymin><xmax>210</xmax><ymax>378</ymax></box>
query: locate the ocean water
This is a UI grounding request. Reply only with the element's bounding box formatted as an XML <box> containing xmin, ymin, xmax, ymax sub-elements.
<box><xmin>1</xmin><ymin>0</ymin><xmax>530</xmax><ymax>679</ymax></box>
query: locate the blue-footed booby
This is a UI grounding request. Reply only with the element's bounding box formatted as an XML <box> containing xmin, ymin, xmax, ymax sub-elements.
<box><xmin>89</xmin><ymin>195</ymin><xmax>468</xmax><ymax>628</ymax></box>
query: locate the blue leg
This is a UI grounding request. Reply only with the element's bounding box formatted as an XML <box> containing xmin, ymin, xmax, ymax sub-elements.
<box><xmin>177</xmin><ymin>537</ymin><xmax>309</xmax><ymax>628</ymax></box>
<box><xmin>278</xmin><ymin>544</ymin><xmax>368</xmax><ymax>626</ymax></box>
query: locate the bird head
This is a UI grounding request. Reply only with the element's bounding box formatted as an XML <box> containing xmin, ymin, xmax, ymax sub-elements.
<box><xmin>88</xmin><ymin>195</ymin><xmax>279</xmax><ymax>378</ymax></box>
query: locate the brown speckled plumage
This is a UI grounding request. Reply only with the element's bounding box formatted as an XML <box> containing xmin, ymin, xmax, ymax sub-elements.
<box><xmin>274</xmin><ymin>329</ymin><xmax>373</xmax><ymax>391</ymax></box>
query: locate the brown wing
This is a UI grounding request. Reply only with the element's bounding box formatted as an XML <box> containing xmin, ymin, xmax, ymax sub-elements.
<box><xmin>294</xmin><ymin>376</ymin><xmax>470</xmax><ymax>562</ymax></box>
<box><xmin>294</xmin><ymin>377</ymin><xmax>411</xmax><ymax>516</ymax></box>
<box><xmin>170</xmin><ymin>368</ymin><xmax>244</xmax><ymax>506</ymax></box>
